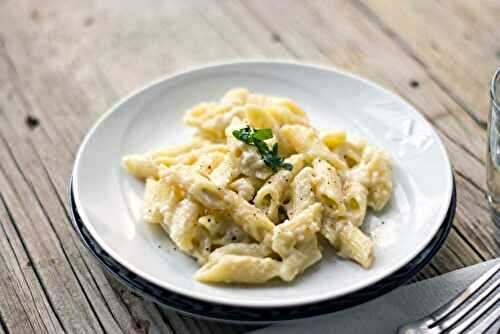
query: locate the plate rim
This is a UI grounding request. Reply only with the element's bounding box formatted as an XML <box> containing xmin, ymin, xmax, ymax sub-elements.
<box><xmin>68</xmin><ymin>177</ymin><xmax>456</xmax><ymax>322</ymax></box>
<box><xmin>72</xmin><ymin>60</ymin><xmax>454</xmax><ymax>308</ymax></box>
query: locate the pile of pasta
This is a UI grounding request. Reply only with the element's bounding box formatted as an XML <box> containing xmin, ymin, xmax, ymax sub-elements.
<box><xmin>122</xmin><ymin>88</ymin><xmax>392</xmax><ymax>284</ymax></box>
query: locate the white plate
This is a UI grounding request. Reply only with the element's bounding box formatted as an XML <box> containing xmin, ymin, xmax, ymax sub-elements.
<box><xmin>73</xmin><ymin>61</ymin><xmax>453</xmax><ymax>309</ymax></box>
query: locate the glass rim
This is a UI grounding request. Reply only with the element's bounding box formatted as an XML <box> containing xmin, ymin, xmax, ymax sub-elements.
<box><xmin>491</xmin><ymin>67</ymin><xmax>500</xmax><ymax>111</ymax></box>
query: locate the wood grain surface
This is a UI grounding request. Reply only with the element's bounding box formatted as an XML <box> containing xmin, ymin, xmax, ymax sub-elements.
<box><xmin>0</xmin><ymin>0</ymin><xmax>498</xmax><ymax>333</ymax></box>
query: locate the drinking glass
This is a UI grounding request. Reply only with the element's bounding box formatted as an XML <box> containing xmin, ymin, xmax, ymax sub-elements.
<box><xmin>486</xmin><ymin>68</ymin><xmax>500</xmax><ymax>222</ymax></box>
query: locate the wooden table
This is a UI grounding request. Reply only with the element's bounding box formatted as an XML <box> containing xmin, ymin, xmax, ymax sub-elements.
<box><xmin>0</xmin><ymin>1</ymin><xmax>498</xmax><ymax>333</ymax></box>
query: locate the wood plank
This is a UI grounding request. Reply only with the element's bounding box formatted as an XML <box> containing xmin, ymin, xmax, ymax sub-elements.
<box><xmin>356</xmin><ymin>0</ymin><xmax>500</xmax><ymax>127</ymax></box>
<box><xmin>0</xmin><ymin>125</ymin><xmax>106</xmax><ymax>333</ymax></box>
<box><xmin>432</xmin><ymin>228</ymin><xmax>483</xmax><ymax>271</ymax></box>
<box><xmin>413</xmin><ymin>264</ymin><xmax>440</xmax><ymax>283</ymax></box>
<box><xmin>0</xmin><ymin>195</ymin><xmax>64</xmax><ymax>334</ymax></box>
<box><xmin>453</xmin><ymin>173</ymin><xmax>499</xmax><ymax>258</ymax></box>
<box><xmin>108</xmin><ymin>279</ymin><xmax>174</xmax><ymax>334</ymax></box>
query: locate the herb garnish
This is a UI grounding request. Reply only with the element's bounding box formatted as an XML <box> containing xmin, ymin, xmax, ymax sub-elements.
<box><xmin>232</xmin><ymin>126</ymin><xmax>293</xmax><ymax>172</ymax></box>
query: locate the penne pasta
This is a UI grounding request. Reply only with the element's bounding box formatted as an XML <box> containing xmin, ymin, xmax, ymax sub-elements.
<box><xmin>122</xmin><ymin>88</ymin><xmax>392</xmax><ymax>284</ymax></box>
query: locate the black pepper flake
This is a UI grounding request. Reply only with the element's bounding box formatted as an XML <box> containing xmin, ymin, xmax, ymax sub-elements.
<box><xmin>267</xmin><ymin>181</ymin><xmax>272</xmax><ymax>184</ymax></box>
<box><xmin>173</xmin><ymin>247</ymin><xmax>177</xmax><ymax>250</ymax></box>
<box><xmin>208</xmin><ymin>218</ymin><xmax>211</xmax><ymax>222</ymax></box>
<box><xmin>231</xmin><ymin>236</ymin><xmax>237</xmax><ymax>241</ymax></box>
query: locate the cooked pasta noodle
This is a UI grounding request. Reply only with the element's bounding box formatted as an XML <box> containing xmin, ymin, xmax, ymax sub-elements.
<box><xmin>122</xmin><ymin>88</ymin><xmax>392</xmax><ymax>284</ymax></box>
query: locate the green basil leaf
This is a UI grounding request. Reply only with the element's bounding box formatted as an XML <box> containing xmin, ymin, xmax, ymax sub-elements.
<box><xmin>232</xmin><ymin>126</ymin><xmax>291</xmax><ymax>172</ymax></box>
<box><xmin>253</xmin><ymin>128</ymin><xmax>273</xmax><ymax>141</ymax></box>
<box><xmin>232</xmin><ymin>129</ymin><xmax>242</xmax><ymax>140</ymax></box>
<box><xmin>272</xmin><ymin>142</ymin><xmax>278</xmax><ymax>155</ymax></box>
<box><xmin>233</xmin><ymin>126</ymin><xmax>252</xmax><ymax>144</ymax></box>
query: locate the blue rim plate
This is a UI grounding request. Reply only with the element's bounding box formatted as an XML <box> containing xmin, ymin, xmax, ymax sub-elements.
<box><xmin>72</xmin><ymin>62</ymin><xmax>453</xmax><ymax>309</ymax></box>
<box><xmin>68</xmin><ymin>178</ymin><xmax>456</xmax><ymax>323</ymax></box>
